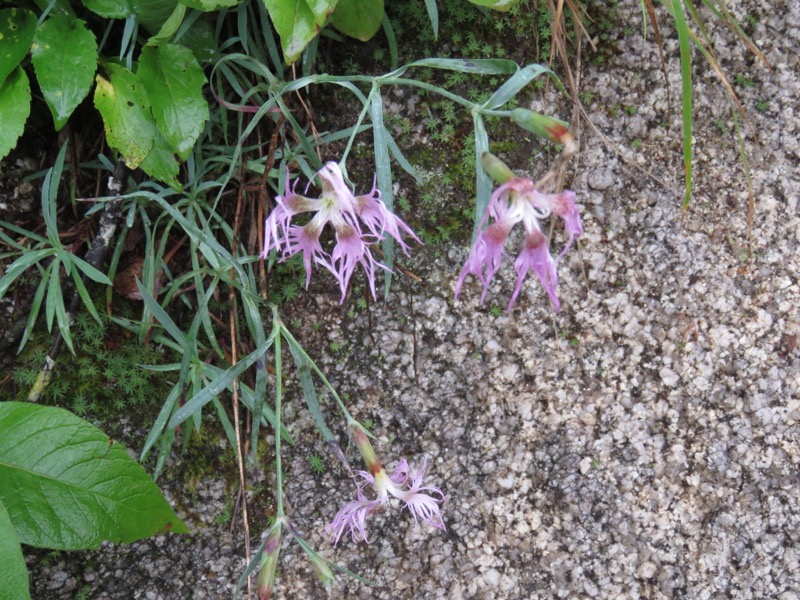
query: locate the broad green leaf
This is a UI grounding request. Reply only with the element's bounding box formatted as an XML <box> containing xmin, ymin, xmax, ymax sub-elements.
<box><xmin>138</xmin><ymin>44</ymin><xmax>208</xmax><ymax>160</ymax></box>
<box><xmin>175</xmin><ymin>17</ymin><xmax>216</xmax><ymax>65</ymax></box>
<box><xmin>331</xmin><ymin>0</ymin><xmax>382</xmax><ymax>41</ymax></box>
<box><xmin>261</xmin><ymin>0</ymin><xmax>325</xmax><ymax>64</ymax></box>
<box><xmin>468</xmin><ymin>0</ymin><xmax>520</xmax><ymax>11</ymax></box>
<box><xmin>0</xmin><ymin>501</ymin><xmax>29</xmax><ymax>600</ymax></box>
<box><xmin>308</xmin><ymin>0</ymin><xmax>337</xmax><ymax>25</ymax></box>
<box><xmin>180</xmin><ymin>0</ymin><xmax>240</xmax><ymax>10</ymax></box>
<box><xmin>31</xmin><ymin>15</ymin><xmax>98</xmax><ymax>131</ymax></box>
<box><xmin>130</xmin><ymin>0</ymin><xmax>179</xmax><ymax>34</ymax></box>
<box><xmin>94</xmin><ymin>64</ymin><xmax>156</xmax><ymax>169</ymax></box>
<box><xmin>0</xmin><ymin>8</ymin><xmax>36</xmax><ymax>87</ymax></box>
<box><xmin>140</xmin><ymin>130</ymin><xmax>182</xmax><ymax>191</ymax></box>
<box><xmin>146</xmin><ymin>3</ymin><xmax>186</xmax><ymax>45</ymax></box>
<box><xmin>82</xmin><ymin>0</ymin><xmax>132</xmax><ymax>18</ymax></box>
<box><xmin>0</xmin><ymin>402</ymin><xmax>189</xmax><ymax>550</ymax></box>
<box><xmin>29</xmin><ymin>0</ymin><xmax>75</xmax><ymax>17</ymax></box>
<box><xmin>0</xmin><ymin>68</ymin><xmax>31</xmax><ymax>161</ymax></box>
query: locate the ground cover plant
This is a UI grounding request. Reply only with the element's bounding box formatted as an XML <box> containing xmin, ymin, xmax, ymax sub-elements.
<box><xmin>0</xmin><ymin>0</ymin><xmax>768</xmax><ymax>597</ymax></box>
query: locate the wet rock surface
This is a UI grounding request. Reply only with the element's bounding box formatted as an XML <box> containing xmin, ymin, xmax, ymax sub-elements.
<box><xmin>25</xmin><ymin>0</ymin><xmax>799</xmax><ymax>598</ymax></box>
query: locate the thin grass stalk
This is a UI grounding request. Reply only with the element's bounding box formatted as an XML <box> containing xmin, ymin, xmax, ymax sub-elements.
<box><xmin>231</xmin><ymin>166</ymin><xmax>252</xmax><ymax>597</ymax></box>
<box><xmin>670</xmin><ymin>0</ymin><xmax>694</xmax><ymax>214</ymax></box>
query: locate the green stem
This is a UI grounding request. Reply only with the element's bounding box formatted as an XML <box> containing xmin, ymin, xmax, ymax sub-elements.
<box><xmin>272</xmin><ymin>307</ymin><xmax>284</xmax><ymax>517</ymax></box>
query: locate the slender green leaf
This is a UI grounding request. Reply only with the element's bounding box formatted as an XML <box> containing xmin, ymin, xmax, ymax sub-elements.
<box><xmin>0</xmin><ymin>402</ymin><xmax>189</xmax><ymax>549</ymax></box>
<box><xmin>409</xmin><ymin>57</ymin><xmax>518</xmax><ymax>74</ymax></box>
<box><xmin>71</xmin><ymin>254</ymin><xmax>113</xmax><ymax>285</ymax></box>
<box><xmin>135</xmin><ymin>278</ymin><xmax>186</xmax><ymax>344</ymax></box>
<box><xmin>386</xmin><ymin>131</ymin><xmax>422</xmax><ymax>184</ymax></box>
<box><xmin>0</xmin><ymin>8</ymin><xmax>36</xmax><ymax>87</ymax></box>
<box><xmin>287</xmin><ymin>337</ymin><xmax>334</xmax><ymax>442</ymax></box>
<box><xmin>0</xmin><ymin>248</ymin><xmax>52</xmax><ymax>298</ymax></box>
<box><xmin>140</xmin><ymin>382</ymin><xmax>183</xmax><ymax>463</ymax></box>
<box><xmin>44</xmin><ymin>257</ymin><xmax>62</xmax><ymax>333</ymax></box>
<box><xmin>169</xmin><ymin>338</ymin><xmax>274</xmax><ymax>428</ymax></box>
<box><xmin>332</xmin><ymin>0</ymin><xmax>383</xmax><ymax>41</ymax></box>
<box><xmin>484</xmin><ymin>63</ymin><xmax>552</xmax><ymax>110</ymax></box>
<box><xmin>94</xmin><ymin>63</ymin><xmax>156</xmax><ymax>169</ymax></box>
<box><xmin>70</xmin><ymin>269</ymin><xmax>103</xmax><ymax>324</ymax></box>
<box><xmin>0</xmin><ymin>68</ymin><xmax>31</xmax><ymax>161</ymax></box>
<box><xmin>53</xmin><ymin>271</ymin><xmax>74</xmax><ymax>353</ymax></box>
<box><xmin>671</xmin><ymin>0</ymin><xmax>693</xmax><ymax>209</ymax></box>
<box><xmin>138</xmin><ymin>43</ymin><xmax>208</xmax><ymax>160</ymax></box>
<box><xmin>423</xmin><ymin>0</ymin><xmax>437</xmax><ymax>39</ymax></box>
<box><xmin>381</xmin><ymin>13</ymin><xmax>398</xmax><ymax>69</ymax></box>
<box><xmin>146</xmin><ymin>2</ymin><xmax>185</xmax><ymax>45</ymax></box>
<box><xmin>40</xmin><ymin>142</ymin><xmax>68</xmax><ymax>251</ymax></box>
<box><xmin>31</xmin><ymin>15</ymin><xmax>98</xmax><ymax>130</ymax></box>
<box><xmin>472</xmin><ymin>114</ymin><xmax>490</xmax><ymax>240</ymax></box>
<box><xmin>369</xmin><ymin>90</ymin><xmax>395</xmax><ymax>297</ymax></box>
<box><xmin>0</xmin><ymin>220</ymin><xmax>48</xmax><ymax>246</ymax></box>
<box><xmin>82</xmin><ymin>0</ymin><xmax>132</xmax><ymax>18</ymax></box>
<box><xmin>19</xmin><ymin>264</ymin><xmax>50</xmax><ymax>352</ymax></box>
<box><xmin>467</xmin><ymin>0</ymin><xmax>519</xmax><ymax>10</ymax></box>
<box><xmin>0</xmin><ymin>501</ymin><xmax>29</xmax><ymax>600</ymax></box>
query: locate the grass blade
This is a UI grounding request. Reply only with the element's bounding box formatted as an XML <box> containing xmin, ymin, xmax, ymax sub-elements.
<box><xmin>670</xmin><ymin>0</ymin><xmax>693</xmax><ymax>211</ymax></box>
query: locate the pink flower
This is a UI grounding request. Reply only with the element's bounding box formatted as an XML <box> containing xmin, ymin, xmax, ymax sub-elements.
<box><xmin>261</xmin><ymin>163</ymin><xmax>419</xmax><ymax>301</ymax></box>
<box><xmin>455</xmin><ymin>178</ymin><xmax>582</xmax><ymax>312</ymax></box>
<box><xmin>326</xmin><ymin>424</ymin><xmax>446</xmax><ymax>545</ymax></box>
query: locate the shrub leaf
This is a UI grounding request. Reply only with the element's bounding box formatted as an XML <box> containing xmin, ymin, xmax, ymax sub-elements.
<box><xmin>31</xmin><ymin>15</ymin><xmax>98</xmax><ymax>131</ymax></box>
<box><xmin>0</xmin><ymin>402</ymin><xmax>189</xmax><ymax>550</ymax></box>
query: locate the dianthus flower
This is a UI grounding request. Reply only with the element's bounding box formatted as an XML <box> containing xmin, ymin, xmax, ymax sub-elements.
<box><xmin>261</xmin><ymin>162</ymin><xmax>419</xmax><ymax>301</ymax></box>
<box><xmin>455</xmin><ymin>177</ymin><xmax>582</xmax><ymax>312</ymax></box>
<box><xmin>326</xmin><ymin>422</ymin><xmax>446</xmax><ymax>545</ymax></box>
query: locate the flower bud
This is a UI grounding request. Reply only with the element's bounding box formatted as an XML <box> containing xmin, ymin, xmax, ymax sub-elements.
<box><xmin>308</xmin><ymin>552</ymin><xmax>336</xmax><ymax>590</ymax></box>
<box><xmin>480</xmin><ymin>152</ymin><xmax>516</xmax><ymax>184</ymax></box>
<box><xmin>349</xmin><ymin>420</ymin><xmax>382</xmax><ymax>476</ymax></box>
<box><xmin>511</xmin><ymin>108</ymin><xmax>573</xmax><ymax>146</ymax></box>
<box><xmin>256</xmin><ymin>522</ymin><xmax>283</xmax><ymax>600</ymax></box>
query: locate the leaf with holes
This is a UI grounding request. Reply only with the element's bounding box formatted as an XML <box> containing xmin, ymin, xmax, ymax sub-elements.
<box><xmin>0</xmin><ymin>402</ymin><xmax>189</xmax><ymax>550</ymax></box>
<box><xmin>138</xmin><ymin>44</ymin><xmax>208</xmax><ymax>161</ymax></box>
<box><xmin>0</xmin><ymin>68</ymin><xmax>30</xmax><ymax>161</ymax></box>
<box><xmin>31</xmin><ymin>15</ymin><xmax>98</xmax><ymax>131</ymax></box>
<box><xmin>94</xmin><ymin>63</ymin><xmax>156</xmax><ymax>169</ymax></box>
<box><xmin>0</xmin><ymin>8</ymin><xmax>36</xmax><ymax>87</ymax></box>
<box><xmin>140</xmin><ymin>129</ymin><xmax>182</xmax><ymax>190</ymax></box>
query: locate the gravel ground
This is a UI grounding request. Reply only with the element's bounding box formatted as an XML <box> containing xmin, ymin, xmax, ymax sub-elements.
<box><xmin>26</xmin><ymin>0</ymin><xmax>799</xmax><ymax>598</ymax></box>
